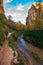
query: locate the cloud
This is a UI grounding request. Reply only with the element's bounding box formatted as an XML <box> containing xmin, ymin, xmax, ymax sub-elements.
<box><xmin>5</xmin><ymin>3</ymin><xmax>32</xmax><ymax>24</ymax></box>
<box><xmin>16</xmin><ymin>4</ymin><xmax>24</xmax><ymax>11</ymax></box>
<box><xmin>4</xmin><ymin>0</ymin><xmax>13</xmax><ymax>3</ymax></box>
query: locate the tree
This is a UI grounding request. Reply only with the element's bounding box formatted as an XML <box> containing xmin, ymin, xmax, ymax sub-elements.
<box><xmin>15</xmin><ymin>23</ymin><xmax>25</xmax><ymax>30</ymax></box>
<box><xmin>8</xmin><ymin>15</ymin><xmax>12</xmax><ymax>20</ymax></box>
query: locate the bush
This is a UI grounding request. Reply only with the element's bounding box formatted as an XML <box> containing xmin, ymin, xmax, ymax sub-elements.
<box><xmin>17</xmin><ymin>58</ymin><xmax>24</xmax><ymax>65</ymax></box>
<box><xmin>23</xmin><ymin>30</ymin><xmax>43</xmax><ymax>48</ymax></box>
<box><xmin>0</xmin><ymin>33</ymin><xmax>4</xmax><ymax>46</ymax></box>
<box><xmin>8</xmin><ymin>38</ymin><xmax>14</xmax><ymax>49</ymax></box>
<box><xmin>12</xmin><ymin>30</ymin><xmax>24</xmax><ymax>40</ymax></box>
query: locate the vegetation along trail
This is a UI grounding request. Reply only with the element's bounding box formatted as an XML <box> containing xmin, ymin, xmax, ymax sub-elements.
<box><xmin>13</xmin><ymin>35</ymin><xmax>41</xmax><ymax>65</ymax></box>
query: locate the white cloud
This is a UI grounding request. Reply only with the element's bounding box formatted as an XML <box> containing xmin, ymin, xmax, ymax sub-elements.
<box><xmin>4</xmin><ymin>0</ymin><xmax>13</xmax><ymax>3</ymax></box>
<box><xmin>5</xmin><ymin>3</ymin><xmax>32</xmax><ymax>24</ymax></box>
<box><xmin>16</xmin><ymin>4</ymin><xmax>24</xmax><ymax>11</ymax></box>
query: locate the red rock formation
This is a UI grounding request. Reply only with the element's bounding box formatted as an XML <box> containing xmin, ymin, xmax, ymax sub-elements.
<box><xmin>0</xmin><ymin>32</ymin><xmax>18</xmax><ymax>65</ymax></box>
<box><xmin>0</xmin><ymin>32</ymin><xmax>14</xmax><ymax>65</ymax></box>
<box><xmin>26</xmin><ymin>2</ymin><xmax>43</xmax><ymax>25</ymax></box>
<box><xmin>0</xmin><ymin>40</ymin><xmax>14</xmax><ymax>65</ymax></box>
<box><xmin>0</xmin><ymin>0</ymin><xmax>4</xmax><ymax>14</ymax></box>
<box><xmin>26</xmin><ymin>4</ymin><xmax>36</xmax><ymax>25</ymax></box>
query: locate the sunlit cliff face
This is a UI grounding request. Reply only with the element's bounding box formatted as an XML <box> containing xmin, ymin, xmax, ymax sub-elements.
<box><xmin>33</xmin><ymin>2</ymin><xmax>43</xmax><ymax>9</ymax></box>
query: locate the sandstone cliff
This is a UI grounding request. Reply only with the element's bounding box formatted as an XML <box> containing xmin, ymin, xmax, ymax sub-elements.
<box><xmin>26</xmin><ymin>2</ymin><xmax>43</xmax><ymax>25</ymax></box>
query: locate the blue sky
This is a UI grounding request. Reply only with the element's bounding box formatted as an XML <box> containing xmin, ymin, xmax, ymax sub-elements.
<box><xmin>3</xmin><ymin>0</ymin><xmax>43</xmax><ymax>24</ymax></box>
<box><xmin>4</xmin><ymin>0</ymin><xmax>34</xmax><ymax>10</ymax></box>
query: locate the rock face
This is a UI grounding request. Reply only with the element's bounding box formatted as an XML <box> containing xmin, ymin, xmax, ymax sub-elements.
<box><xmin>0</xmin><ymin>40</ymin><xmax>14</xmax><ymax>65</ymax></box>
<box><xmin>26</xmin><ymin>5</ymin><xmax>36</xmax><ymax>25</ymax></box>
<box><xmin>0</xmin><ymin>0</ymin><xmax>4</xmax><ymax>14</ymax></box>
<box><xmin>0</xmin><ymin>32</ymin><xmax>18</xmax><ymax>65</ymax></box>
<box><xmin>26</xmin><ymin>2</ymin><xmax>43</xmax><ymax>25</ymax></box>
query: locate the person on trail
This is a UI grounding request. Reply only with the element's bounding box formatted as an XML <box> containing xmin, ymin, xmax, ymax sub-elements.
<box><xmin>5</xmin><ymin>31</ymin><xmax>8</xmax><ymax>40</ymax></box>
<box><xmin>5</xmin><ymin>31</ymin><xmax>14</xmax><ymax>40</ymax></box>
<box><xmin>0</xmin><ymin>31</ymin><xmax>15</xmax><ymax>65</ymax></box>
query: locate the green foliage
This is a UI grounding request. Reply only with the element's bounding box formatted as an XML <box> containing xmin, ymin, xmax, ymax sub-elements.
<box><xmin>12</xmin><ymin>30</ymin><xmax>24</xmax><ymax>40</ymax></box>
<box><xmin>17</xmin><ymin>58</ymin><xmax>24</xmax><ymax>65</ymax></box>
<box><xmin>12</xmin><ymin>31</ymin><xmax>19</xmax><ymax>40</ymax></box>
<box><xmin>0</xmin><ymin>33</ymin><xmax>4</xmax><ymax>46</ymax></box>
<box><xmin>14</xmin><ymin>23</ymin><xmax>25</xmax><ymax>30</ymax></box>
<box><xmin>23</xmin><ymin>30</ymin><xmax>43</xmax><ymax>48</ymax></box>
<box><xmin>0</xmin><ymin>14</ymin><xmax>16</xmax><ymax>48</ymax></box>
<box><xmin>8</xmin><ymin>38</ymin><xmax>14</xmax><ymax>49</ymax></box>
<box><xmin>13</xmin><ymin>52</ymin><xmax>16</xmax><ymax>56</ymax></box>
<box><xmin>0</xmin><ymin>14</ymin><xmax>7</xmax><ymax>25</ymax></box>
<box><xmin>0</xmin><ymin>14</ymin><xmax>16</xmax><ymax>31</ymax></box>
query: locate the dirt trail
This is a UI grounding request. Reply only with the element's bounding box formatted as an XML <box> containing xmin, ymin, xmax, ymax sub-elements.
<box><xmin>14</xmin><ymin>41</ymin><xmax>40</xmax><ymax>65</ymax></box>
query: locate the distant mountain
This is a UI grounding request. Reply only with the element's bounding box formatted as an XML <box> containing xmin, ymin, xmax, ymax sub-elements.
<box><xmin>26</xmin><ymin>2</ymin><xmax>43</xmax><ymax>25</ymax></box>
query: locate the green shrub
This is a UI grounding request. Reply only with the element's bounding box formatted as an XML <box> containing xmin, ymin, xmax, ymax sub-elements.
<box><xmin>17</xmin><ymin>59</ymin><xmax>24</xmax><ymax>65</ymax></box>
<box><xmin>12</xmin><ymin>30</ymin><xmax>23</xmax><ymax>40</ymax></box>
<box><xmin>0</xmin><ymin>33</ymin><xmax>4</xmax><ymax>46</ymax></box>
<box><xmin>23</xmin><ymin>30</ymin><xmax>43</xmax><ymax>48</ymax></box>
<box><xmin>8</xmin><ymin>38</ymin><xmax>14</xmax><ymax>49</ymax></box>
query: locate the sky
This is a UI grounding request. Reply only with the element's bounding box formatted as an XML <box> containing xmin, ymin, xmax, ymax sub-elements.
<box><xmin>3</xmin><ymin>0</ymin><xmax>43</xmax><ymax>24</ymax></box>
